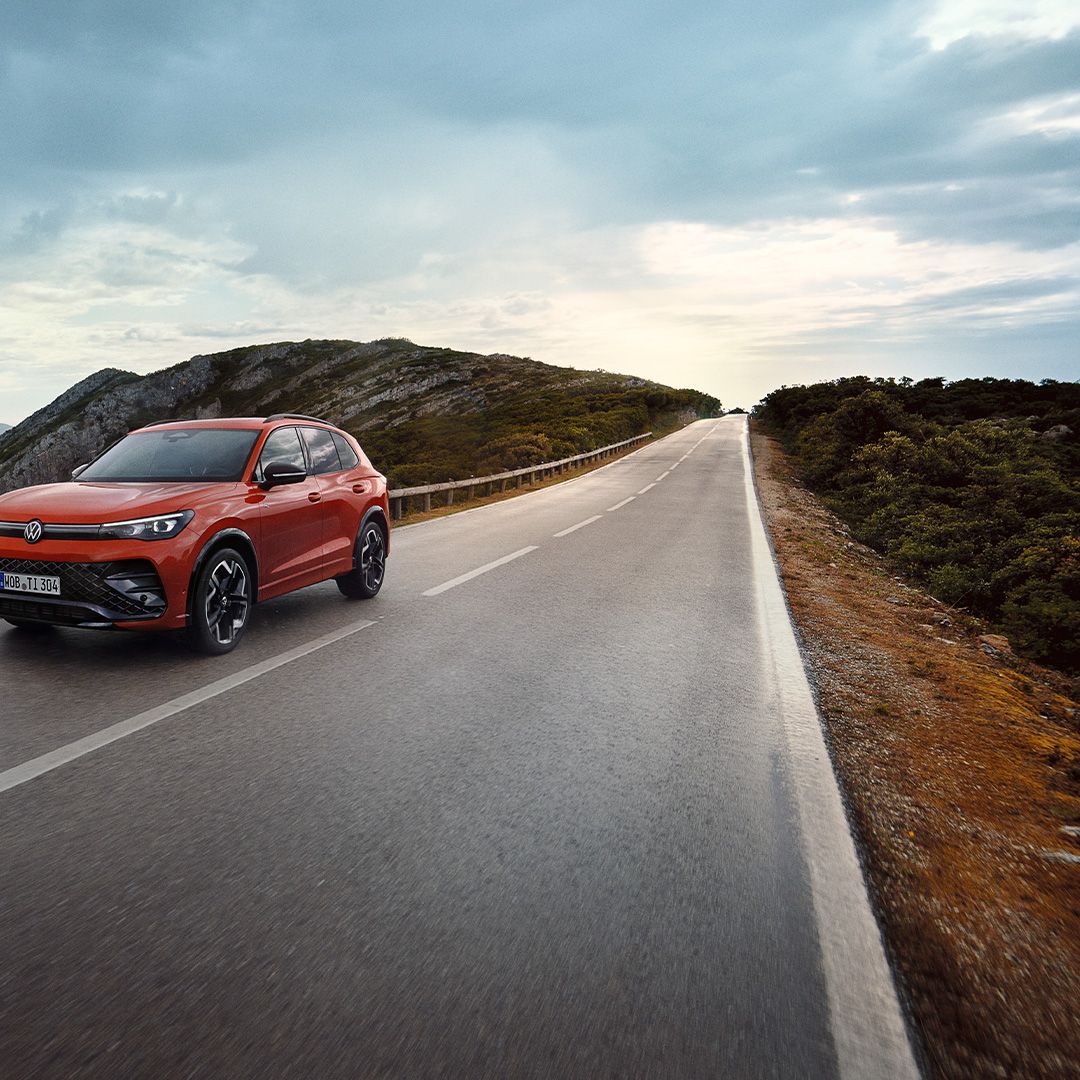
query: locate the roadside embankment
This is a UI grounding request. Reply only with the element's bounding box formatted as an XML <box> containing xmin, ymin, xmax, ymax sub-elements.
<box><xmin>751</xmin><ymin>423</ymin><xmax>1080</xmax><ymax>1080</ymax></box>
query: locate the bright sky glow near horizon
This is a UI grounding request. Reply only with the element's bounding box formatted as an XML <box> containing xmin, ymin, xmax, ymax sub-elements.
<box><xmin>1</xmin><ymin>0</ymin><xmax>1079</xmax><ymax>422</ymax></box>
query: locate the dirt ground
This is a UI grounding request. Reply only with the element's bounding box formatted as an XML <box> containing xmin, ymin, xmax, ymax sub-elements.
<box><xmin>750</xmin><ymin>424</ymin><xmax>1080</xmax><ymax>1080</ymax></box>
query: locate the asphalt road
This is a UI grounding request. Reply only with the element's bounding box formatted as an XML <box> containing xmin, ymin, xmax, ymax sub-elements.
<box><xmin>0</xmin><ymin>418</ymin><xmax>918</xmax><ymax>1079</ymax></box>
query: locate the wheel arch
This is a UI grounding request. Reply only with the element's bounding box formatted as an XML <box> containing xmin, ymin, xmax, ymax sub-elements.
<box><xmin>188</xmin><ymin>528</ymin><xmax>260</xmax><ymax>614</ymax></box>
<box><xmin>359</xmin><ymin>505</ymin><xmax>390</xmax><ymax>558</ymax></box>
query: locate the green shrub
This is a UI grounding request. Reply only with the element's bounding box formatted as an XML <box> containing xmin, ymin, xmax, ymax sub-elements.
<box><xmin>756</xmin><ymin>376</ymin><xmax>1080</xmax><ymax>672</ymax></box>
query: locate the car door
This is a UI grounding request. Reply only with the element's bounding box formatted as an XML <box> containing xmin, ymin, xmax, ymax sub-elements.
<box><xmin>299</xmin><ymin>426</ymin><xmax>358</xmax><ymax>576</ymax></box>
<box><xmin>254</xmin><ymin>426</ymin><xmax>326</xmax><ymax>593</ymax></box>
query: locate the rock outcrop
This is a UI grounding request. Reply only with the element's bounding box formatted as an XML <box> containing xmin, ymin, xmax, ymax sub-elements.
<box><xmin>0</xmin><ymin>338</ymin><xmax>710</xmax><ymax>493</ymax></box>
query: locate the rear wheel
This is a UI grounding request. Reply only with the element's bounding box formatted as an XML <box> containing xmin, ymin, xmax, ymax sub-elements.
<box><xmin>336</xmin><ymin>520</ymin><xmax>386</xmax><ymax>599</ymax></box>
<box><xmin>186</xmin><ymin>548</ymin><xmax>253</xmax><ymax>655</ymax></box>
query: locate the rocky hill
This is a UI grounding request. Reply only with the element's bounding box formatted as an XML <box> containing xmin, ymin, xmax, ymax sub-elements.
<box><xmin>0</xmin><ymin>339</ymin><xmax>721</xmax><ymax>492</ymax></box>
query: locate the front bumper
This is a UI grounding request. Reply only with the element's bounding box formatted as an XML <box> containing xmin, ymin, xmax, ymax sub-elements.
<box><xmin>0</xmin><ymin>557</ymin><xmax>169</xmax><ymax>628</ymax></box>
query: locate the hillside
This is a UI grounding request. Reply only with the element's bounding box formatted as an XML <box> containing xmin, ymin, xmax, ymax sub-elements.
<box><xmin>0</xmin><ymin>339</ymin><xmax>720</xmax><ymax>494</ymax></box>
<box><xmin>755</xmin><ymin>376</ymin><xmax>1080</xmax><ymax>673</ymax></box>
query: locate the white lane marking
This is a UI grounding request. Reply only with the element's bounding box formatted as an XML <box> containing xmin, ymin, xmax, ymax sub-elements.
<box><xmin>393</xmin><ymin>434</ymin><xmax>661</xmax><ymax>533</ymax></box>
<box><xmin>0</xmin><ymin>618</ymin><xmax>378</xmax><ymax>795</ymax></box>
<box><xmin>636</xmin><ymin>483</ymin><xmax>655</xmax><ymax>495</ymax></box>
<box><xmin>738</xmin><ymin>418</ymin><xmax>918</xmax><ymax>1079</ymax></box>
<box><xmin>655</xmin><ymin>471</ymin><xmax>670</xmax><ymax>481</ymax></box>
<box><xmin>670</xmin><ymin>462</ymin><xmax>680</xmax><ymax>469</ymax></box>
<box><xmin>606</xmin><ymin>496</ymin><xmax>635</xmax><ymax>512</ymax></box>
<box><xmin>422</xmin><ymin>546</ymin><xmax>538</xmax><ymax>596</ymax></box>
<box><xmin>553</xmin><ymin>515</ymin><xmax>602</xmax><ymax>538</ymax></box>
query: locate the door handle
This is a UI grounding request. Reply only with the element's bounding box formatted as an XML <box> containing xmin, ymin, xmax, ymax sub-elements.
<box><xmin>308</xmin><ymin>492</ymin><xmax>322</xmax><ymax>503</ymax></box>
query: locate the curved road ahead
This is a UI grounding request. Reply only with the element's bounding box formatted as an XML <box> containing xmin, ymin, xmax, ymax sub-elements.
<box><xmin>0</xmin><ymin>418</ymin><xmax>918</xmax><ymax>1079</ymax></box>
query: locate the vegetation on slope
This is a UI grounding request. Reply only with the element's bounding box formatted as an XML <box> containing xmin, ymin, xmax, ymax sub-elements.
<box><xmin>0</xmin><ymin>339</ymin><xmax>721</xmax><ymax>494</ymax></box>
<box><xmin>755</xmin><ymin>377</ymin><xmax>1080</xmax><ymax>673</ymax></box>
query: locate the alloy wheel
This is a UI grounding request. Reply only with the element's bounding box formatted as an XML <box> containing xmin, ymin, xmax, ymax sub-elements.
<box><xmin>360</xmin><ymin>525</ymin><xmax>386</xmax><ymax>593</ymax></box>
<box><xmin>204</xmin><ymin>556</ymin><xmax>250</xmax><ymax>647</ymax></box>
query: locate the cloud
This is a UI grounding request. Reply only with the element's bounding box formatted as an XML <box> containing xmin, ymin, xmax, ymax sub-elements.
<box><xmin>0</xmin><ymin>0</ymin><xmax>1078</xmax><ymax>422</ymax></box>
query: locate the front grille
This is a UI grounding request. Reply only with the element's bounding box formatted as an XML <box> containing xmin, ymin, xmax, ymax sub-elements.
<box><xmin>0</xmin><ymin>559</ymin><xmax>166</xmax><ymax>619</ymax></box>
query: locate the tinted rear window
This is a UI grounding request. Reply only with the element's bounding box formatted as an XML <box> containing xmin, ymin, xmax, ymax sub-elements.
<box><xmin>79</xmin><ymin>429</ymin><xmax>259</xmax><ymax>482</ymax></box>
<box><xmin>331</xmin><ymin>432</ymin><xmax>360</xmax><ymax>470</ymax></box>
<box><xmin>301</xmin><ymin>427</ymin><xmax>342</xmax><ymax>475</ymax></box>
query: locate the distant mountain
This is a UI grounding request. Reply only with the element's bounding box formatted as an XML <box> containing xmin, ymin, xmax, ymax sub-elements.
<box><xmin>0</xmin><ymin>423</ymin><xmax>11</xmax><ymax>435</ymax></box>
<box><xmin>0</xmin><ymin>338</ymin><xmax>721</xmax><ymax>493</ymax></box>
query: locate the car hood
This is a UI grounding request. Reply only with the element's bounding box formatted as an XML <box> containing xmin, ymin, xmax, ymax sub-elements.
<box><xmin>0</xmin><ymin>481</ymin><xmax>239</xmax><ymax>523</ymax></box>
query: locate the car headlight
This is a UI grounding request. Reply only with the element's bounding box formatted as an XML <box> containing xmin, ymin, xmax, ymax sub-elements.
<box><xmin>98</xmin><ymin>510</ymin><xmax>195</xmax><ymax>541</ymax></box>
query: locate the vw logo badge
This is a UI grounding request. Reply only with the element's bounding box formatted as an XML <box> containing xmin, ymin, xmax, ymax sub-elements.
<box><xmin>24</xmin><ymin>519</ymin><xmax>44</xmax><ymax>544</ymax></box>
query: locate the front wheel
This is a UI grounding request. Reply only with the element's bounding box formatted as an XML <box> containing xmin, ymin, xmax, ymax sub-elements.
<box><xmin>336</xmin><ymin>521</ymin><xmax>386</xmax><ymax>599</ymax></box>
<box><xmin>186</xmin><ymin>548</ymin><xmax>254</xmax><ymax>655</ymax></box>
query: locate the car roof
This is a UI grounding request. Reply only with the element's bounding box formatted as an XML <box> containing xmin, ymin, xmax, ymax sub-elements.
<box><xmin>129</xmin><ymin>417</ymin><xmax>340</xmax><ymax>434</ymax></box>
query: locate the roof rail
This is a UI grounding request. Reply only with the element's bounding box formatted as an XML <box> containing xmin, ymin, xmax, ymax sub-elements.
<box><xmin>264</xmin><ymin>413</ymin><xmax>331</xmax><ymax>425</ymax></box>
<box><xmin>140</xmin><ymin>418</ymin><xmax>190</xmax><ymax>427</ymax></box>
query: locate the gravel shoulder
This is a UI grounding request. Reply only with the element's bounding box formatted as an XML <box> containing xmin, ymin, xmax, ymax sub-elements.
<box><xmin>751</xmin><ymin>423</ymin><xmax>1080</xmax><ymax>1080</ymax></box>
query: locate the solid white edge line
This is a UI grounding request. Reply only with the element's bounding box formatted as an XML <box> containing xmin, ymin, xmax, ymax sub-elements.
<box><xmin>636</xmin><ymin>484</ymin><xmax>655</xmax><ymax>495</ymax></box>
<box><xmin>606</xmin><ymin>496</ymin><xmax>635</xmax><ymax>512</ymax></box>
<box><xmin>553</xmin><ymin>515</ymin><xmax>603</xmax><ymax>538</ymax></box>
<box><xmin>739</xmin><ymin>417</ymin><xmax>919</xmax><ymax>1080</ymax></box>
<box><xmin>422</xmin><ymin>546</ymin><xmax>538</xmax><ymax>596</ymax></box>
<box><xmin>0</xmin><ymin>617</ymin><xmax>379</xmax><ymax>795</ymax></box>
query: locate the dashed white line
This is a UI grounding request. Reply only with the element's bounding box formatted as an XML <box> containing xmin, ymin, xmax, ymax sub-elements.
<box><xmin>636</xmin><ymin>483</ymin><xmax>655</xmax><ymax>495</ymax></box>
<box><xmin>655</xmin><ymin>471</ymin><xmax>670</xmax><ymax>481</ymax></box>
<box><xmin>422</xmin><ymin>546</ymin><xmax>538</xmax><ymax>596</ymax></box>
<box><xmin>607</xmin><ymin>496</ymin><xmax>636</xmax><ymax>511</ymax></box>
<box><xmin>0</xmin><ymin>617</ymin><xmax>379</xmax><ymax>795</ymax></box>
<box><xmin>670</xmin><ymin>462</ymin><xmax>680</xmax><ymax>469</ymax></box>
<box><xmin>553</xmin><ymin>515</ymin><xmax>602</xmax><ymax>538</ymax></box>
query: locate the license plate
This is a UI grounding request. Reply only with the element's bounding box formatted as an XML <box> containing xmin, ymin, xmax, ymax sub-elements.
<box><xmin>0</xmin><ymin>571</ymin><xmax>61</xmax><ymax>597</ymax></box>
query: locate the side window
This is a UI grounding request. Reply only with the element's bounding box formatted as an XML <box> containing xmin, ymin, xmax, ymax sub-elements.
<box><xmin>331</xmin><ymin>432</ymin><xmax>360</xmax><ymax>470</ymax></box>
<box><xmin>257</xmin><ymin>426</ymin><xmax>306</xmax><ymax>480</ymax></box>
<box><xmin>301</xmin><ymin>427</ymin><xmax>342</xmax><ymax>475</ymax></box>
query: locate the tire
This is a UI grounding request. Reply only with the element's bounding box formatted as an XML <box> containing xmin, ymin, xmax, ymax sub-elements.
<box><xmin>336</xmin><ymin>520</ymin><xmax>386</xmax><ymax>599</ymax></box>
<box><xmin>186</xmin><ymin>547</ymin><xmax>254</xmax><ymax>655</ymax></box>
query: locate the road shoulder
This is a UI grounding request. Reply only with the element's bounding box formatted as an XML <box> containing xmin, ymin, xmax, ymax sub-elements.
<box><xmin>750</xmin><ymin>423</ymin><xmax>1080</xmax><ymax>1080</ymax></box>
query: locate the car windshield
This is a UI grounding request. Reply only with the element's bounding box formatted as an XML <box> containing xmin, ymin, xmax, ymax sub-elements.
<box><xmin>77</xmin><ymin>429</ymin><xmax>260</xmax><ymax>482</ymax></box>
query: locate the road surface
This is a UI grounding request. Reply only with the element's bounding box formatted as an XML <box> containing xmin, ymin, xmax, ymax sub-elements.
<box><xmin>0</xmin><ymin>417</ymin><xmax>918</xmax><ymax>1078</ymax></box>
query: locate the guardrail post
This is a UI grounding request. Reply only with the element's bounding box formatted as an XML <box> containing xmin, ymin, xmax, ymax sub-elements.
<box><xmin>447</xmin><ymin>488</ymin><xmax>454</xmax><ymax>506</ymax></box>
<box><xmin>423</xmin><ymin>492</ymin><xmax>431</xmax><ymax>512</ymax></box>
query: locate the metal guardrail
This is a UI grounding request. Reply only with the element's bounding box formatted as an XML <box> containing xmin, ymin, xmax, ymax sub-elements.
<box><xmin>387</xmin><ymin>432</ymin><xmax>653</xmax><ymax>519</ymax></box>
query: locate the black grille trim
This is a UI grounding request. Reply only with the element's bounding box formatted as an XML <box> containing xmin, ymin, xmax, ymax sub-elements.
<box><xmin>0</xmin><ymin>559</ymin><xmax>167</xmax><ymax>622</ymax></box>
<box><xmin>0</xmin><ymin>521</ymin><xmax>101</xmax><ymax>540</ymax></box>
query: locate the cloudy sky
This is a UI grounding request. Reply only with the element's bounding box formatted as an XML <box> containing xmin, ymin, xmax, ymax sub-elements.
<box><xmin>1</xmin><ymin>0</ymin><xmax>1078</xmax><ymax>421</ymax></box>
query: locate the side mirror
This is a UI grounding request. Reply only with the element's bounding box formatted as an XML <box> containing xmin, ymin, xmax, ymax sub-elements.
<box><xmin>71</xmin><ymin>463</ymin><xmax>89</xmax><ymax>479</ymax></box>
<box><xmin>262</xmin><ymin>460</ymin><xmax>308</xmax><ymax>489</ymax></box>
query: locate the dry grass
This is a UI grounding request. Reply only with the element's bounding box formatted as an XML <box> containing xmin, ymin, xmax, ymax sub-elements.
<box><xmin>751</xmin><ymin>424</ymin><xmax>1080</xmax><ymax>1080</ymax></box>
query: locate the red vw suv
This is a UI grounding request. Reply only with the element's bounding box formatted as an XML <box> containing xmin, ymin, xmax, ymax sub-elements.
<box><xmin>0</xmin><ymin>415</ymin><xmax>389</xmax><ymax>654</ymax></box>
